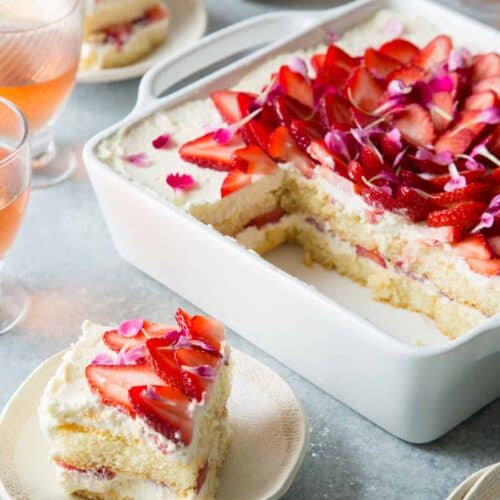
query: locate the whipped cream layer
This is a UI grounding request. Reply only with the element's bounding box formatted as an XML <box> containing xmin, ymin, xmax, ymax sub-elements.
<box><xmin>97</xmin><ymin>9</ymin><xmax>440</xmax><ymax>210</ymax></box>
<box><xmin>39</xmin><ymin>321</ymin><xmax>229</xmax><ymax>463</ymax></box>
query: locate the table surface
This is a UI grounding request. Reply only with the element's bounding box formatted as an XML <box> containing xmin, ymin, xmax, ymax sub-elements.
<box><xmin>2</xmin><ymin>1</ymin><xmax>499</xmax><ymax>499</ymax></box>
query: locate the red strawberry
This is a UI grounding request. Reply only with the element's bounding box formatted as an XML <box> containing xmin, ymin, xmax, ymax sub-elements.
<box><xmin>355</xmin><ymin>245</ymin><xmax>386</xmax><ymax>268</ymax></box>
<box><xmin>346</xmin><ymin>67</ymin><xmax>384</xmax><ymax>113</ymax></box>
<box><xmin>311</xmin><ymin>53</ymin><xmax>326</xmax><ymax>74</ymax></box>
<box><xmin>394</xmin><ymin>185</ymin><xmax>434</xmax><ymax>222</ymax></box>
<box><xmin>240</xmin><ymin>119</ymin><xmax>274</xmax><ymax>151</ymax></box>
<box><xmin>379</xmin><ymin>39</ymin><xmax>420</xmax><ymax>65</ymax></box>
<box><xmin>427</xmin><ymin>225</ymin><xmax>465</xmax><ymax>243</ymax></box>
<box><xmin>235</xmin><ymin>145</ymin><xmax>277</xmax><ymax>175</ymax></box>
<box><xmin>488</xmin><ymin>235</ymin><xmax>500</xmax><ymax>256</ymax></box>
<box><xmin>472</xmin><ymin>76</ymin><xmax>500</xmax><ymax>96</ymax></box>
<box><xmin>210</xmin><ymin>91</ymin><xmax>256</xmax><ymax>123</ymax></box>
<box><xmin>146</xmin><ymin>338</ymin><xmax>184</xmax><ymax>390</ymax></box>
<box><xmin>380</xmin><ymin>135</ymin><xmax>402</xmax><ymax>163</ymax></box>
<box><xmin>187</xmin><ymin>314</ymin><xmax>225</xmax><ymax>353</ymax></box>
<box><xmin>176</xmin><ymin>347</ymin><xmax>220</xmax><ymax>402</ymax></box>
<box><xmin>393</xmin><ymin>104</ymin><xmax>435</xmax><ymax>147</ymax></box>
<box><xmin>428</xmin><ymin>169</ymin><xmax>484</xmax><ymax>190</ymax></box>
<box><xmin>179</xmin><ymin>133</ymin><xmax>245</xmax><ymax>171</ymax></box>
<box><xmin>246</xmin><ymin>206</ymin><xmax>286</xmax><ymax>229</ymax></box>
<box><xmin>221</xmin><ymin>170</ymin><xmax>252</xmax><ymax>197</ymax></box>
<box><xmin>386</xmin><ymin>66</ymin><xmax>426</xmax><ymax>86</ymax></box>
<box><xmin>361</xmin><ymin>186</ymin><xmax>396</xmax><ymax>211</ymax></box>
<box><xmin>432</xmin><ymin>182</ymin><xmax>490</xmax><ymax>207</ymax></box>
<box><xmin>365</xmin><ymin>48</ymin><xmax>402</xmax><ymax>79</ymax></box>
<box><xmin>466</xmin><ymin>258</ymin><xmax>500</xmax><ymax>276</ymax></box>
<box><xmin>268</xmin><ymin>125</ymin><xmax>315</xmax><ymax>178</ymax></box>
<box><xmin>470</xmin><ymin>53</ymin><xmax>500</xmax><ymax>85</ymax></box>
<box><xmin>307</xmin><ymin>139</ymin><xmax>343</xmax><ymax>173</ymax></box>
<box><xmin>464</xmin><ymin>90</ymin><xmax>498</xmax><ymax>111</ymax></box>
<box><xmin>278</xmin><ymin>65</ymin><xmax>314</xmax><ymax>108</ymax></box>
<box><xmin>413</xmin><ymin>35</ymin><xmax>452</xmax><ymax>71</ymax></box>
<box><xmin>103</xmin><ymin>321</ymin><xmax>172</xmax><ymax>352</ymax></box>
<box><xmin>273</xmin><ymin>95</ymin><xmax>313</xmax><ymax>127</ymax></box>
<box><xmin>317</xmin><ymin>45</ymin><xmax>359</xmax><ymax>89</ymax></box>
<box><xmin>359</xmin><ymin>144</ymin><xmax>383</xmax><ymax>177</ymax></box>
<box><xmin>486</xmin><ymin>167</ymin><xmax>500</xmax><ymax>185</ymax></box>
<box><xmin>318</xmin><ymin>93</ymin><xmax>352</xmax><ymax>128</ymax></box>
<box><xmin>398</xmin><ymin>169</ymin><xmax>437</xmax><ymax>193</ymax></box>
<box><xmin>347</xmin><ymin>159</ymin><xmax>364</xmax><ymax>184</ymax></box>
<box><xmin>453</xmin><ymin>233</ymin><xmax>493</xmax><ymax>260</ymax></box>
<box><xmin>426</xmin><ymin>201</ymin><xmax>487</xmax><ymax>229</ymax></box>
<box><xmin>430</xmin><ymin>91</ymin><xmax>454</xmax><ymax>133</ymax></box>
<box><xmin>289</xmin><ymin>119</ymin><xmax>323</xmax><ymax>153</ymax></box>
<box><xmin>434</xmin><ymin>127</ymin><xmax>474</xmax><ymax>155</ymax></box>
<box><xmin>85</xmin><ymin>364</ymin><xmax>165</xmax><ymax>416</ymax></box>
<box><xmin>129</xmin><ymin>384</ymin><xmax>193</xmax><ymax>445</ymax></box>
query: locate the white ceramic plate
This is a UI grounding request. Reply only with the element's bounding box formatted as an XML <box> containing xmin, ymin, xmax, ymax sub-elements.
<box><xmin>77</xmin><ymin>0</ymin><xmax>207</xmax><ymax>84</ymax></box>
<box><xmin>0</xmin><ymin>349</ymin><xmax>307</xmax><ymax>499</ymax></box>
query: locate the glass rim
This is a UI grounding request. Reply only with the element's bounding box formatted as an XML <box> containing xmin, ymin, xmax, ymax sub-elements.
<box><xmin>0</xmin><ymin>97</ymin><xmax>29</xmax><ymax>169</ymax></box>
<box><xmin>0</xmin><ymin>0</ymin><xmax>80</xmax><ymax>34</ymax></box>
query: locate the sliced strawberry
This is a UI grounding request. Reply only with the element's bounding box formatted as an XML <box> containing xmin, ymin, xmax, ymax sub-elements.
<box><xmin>413</xmin><ymin>35</ymin><xmax>452</xmax><ymax>71</ymax></box>
<box><xmin>466</xmin><ymin>258</ymin><xmax>500</xmax><ymax>276</ymax></box>
<box><xmin>311</xmin><ymin>53</ymin><xmax>326</xmax><ymax>74</ymax></box>
<box><xmin>187</xmin><ymin>315</ymin><xmax>225</xmax><ymax>353</ymax></box>
<box><xmin>473</xmin><ymin>76</ymin><xmax>500</xmax><ymax>96</ymax></box>
<box><xmin>398</xmin><ymin>169</ymin><xmax>437</xmax><ymax>193</ymax></box>
<box><xmin>240</xmin><ymin>119</ymin><xmax>274</xmax><ymax>151</ymax></box>
<box><xmin>289</xmin><ymin>119</ymin><xmax>323</xmax><ymax>153</ymax></box>
<box><xmin>380</xmin><ymin>135</ymin><xmax>402</xmax><ymax>164</ymax></box>
<box><xmin>486</xmin><ymin>167</ymin><xmax>500</xmax><ymax>185</ymax></box>
<box><xmin>426</xmin><ymin>201</ymin><xmax>487</xmax><ymax>229</ymax></box>
<box><xmin>430</xmin><ymin>91</ymin><xmax>454</xmax><ymax>133</ymax></box>
<box><xmin>269</xmin><ymin>125</ymin><xmax>315</xmax><ymax>178</ymax></box>
<box><xmin>129</xmin><ymin>384</ymin><xmax>193</xmax><ymax>445</ymax></box>
<box><xmin>103</xmin><ymin>321</ymin><xmax>172</xmax><ymax>353</ymax></box>
<box><xmin>278</xmin><ymin>65</ymin><xmax>313</xmax><ymax>108</ymax></box>
<box><xmin>85</xmin><ymin>364</ymin><xmax>165</xmax><ymax>416</ymax></box>
<box><xmin>179</xmin><ymin>133</ymin><xmax>245</xmax><ymax>171</ymax></box>
<box><xmin>307</xmin><ymin>139</ymin><xmax>345</xmax><ymax>173</ymax></box>
<box><xmin>394</xmin><ymin>185</ymin><xmax>434</xmax><ymax>222</ymax></box>
<box><xmin>365</xmin><ymin>48</ymin><xmax>402</xmax><ymax>79</ymax></box>
<box><xmin>393</xmin><ymin>104</ymin><xmax>435</xmax><ymax>147</ymax></box>
<box><xmin>347</xmin><ymin>159</ymin><xmax>364</xmax><ymax>184</ymax></box>
<box><xmin>317</xmin><ymin>45</ymin><xmax>359</xmax><ymax>89</ymax></box>
<box><xmin>146</xmin><ymin>4</ymin><xmax>168</xmax><ymax>21</ymax></box>
<box><xmin>210</xmin><ymin>90</ymin><xmax>256</xmax><ymax>124</ymax></box>
<box><xmin>488</xmin><ymin>235</ymin><xmax>500</xmax><ymax>256</ymax></box>
<box><xmin>356</xmin><ymin>245</ymin><xmax>386</xmax><ymax>268</ymax></box>
<box><xmin>386</xmin><ymin>66</ymin><xmax>426</xmax><ymax>86</ymax></box>
<box><xmin>273</xmin><ymin>95</ymin><xmax>313</xmax><ymax>127</ymax></box>
<box><xmin>176</xmin><ymin>347</ymin><xmax>219</xmax><ymax>402</ymax></box>
<box><xmin>428</xmin><ymin>169</ymin><xmax>484</xmax><ymax>190</ymax></box>
<box><xmin>146</xmin><ymin>338</ymin><xmax>184</xmax><ymax>390</ymax></box>
<box><xmin>453</xmin><ymin>233</ymin><xmax>493</xmax><ymax>260</ymax></box>
<box><xmin>379</xmin><ymin>39</ymin><xmax>420</xmax><ymax>65</ymax></box>
<box><xmin>434</xmin><ymin>127</ymin><xmax>474</xmax><ymax>155</ymax></box>
<box><xmin>464</xmin><ymin>90</ymin><xmax>498</xmax><ymax>111</ymax></box>
<box><xmin>361</xmin><ymin>186</ymin><xmax>396</xmax><ymax>211</ymax></box>
<box><xmin>470</xmin><ymin>53</ymin><xmax>500</xmax><ymax>85</ymax></box>
<box><xmin>318</xmin><ymin>93</ymin><xmax>352</xmax><ymax>128</ymax></box>
<box><xmin>359</xmin><ymin>144</ymin><xmax>383</xmax><ymax>177</ymax></box>
<box><xmin>346</xmin><ymin>67</ymin><xmax>384</xmax><ymax>113</ymax></box>
<box><xmin>221</xmin><ymin>170</ymin><xmax>252</xmax><ymax>197</ymax></box>
<box><xmin>427</xmin><ymin>225</ymin><xmax>465</xmax><ymax>243</ymax></box>
<box><xmin>246</xmin><ymin>206</ymin><xmax>286</xmax><ymax>229</ymax></box>
<box><xmin>432</xmin><ymin>182</ymin><xmax>490</xmax><ymax>207</ymax></box>
<box><xmin>235</xmin><ymin>145</ymin><xmax>277</xmax><ymax>174</ymax></box>
<box><xmin>175</xmin><ymin>308</ymin><xmax>191</xmax><ymax>332</ymax></box>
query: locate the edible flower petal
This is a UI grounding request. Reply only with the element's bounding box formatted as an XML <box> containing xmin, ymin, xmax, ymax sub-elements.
<box><xmin>212</xmin><ymin>126</ymin><xmax>236</xmax><ymax>145</ymax></box>
<box><xmin>118</xmin><ymin>318</ymin><xmax>144</xmax><ymax>337</ymax></box>
<box><xmin>325</xmin><ymin>30</ymin><xmax>340</xmax><ymax>44</ymax></box>
<box><xmin>152</xmin><ymin>133</ymin><xmax>171</xmax><ymax>149</ymax></box>
<box><xmin>416</xmin><ymin>147</ymin><xmax>453</xmax><ymax>166</ymax></box>
<box><xmin>116</xmin><ymin>345</ymin><xmax>146</xmax><ymax>365</ymax></box>
<box><xmin>444</xmin><ymin>163</ymin><xmax>466</xmax><ymax>192</ymax></box>
<box><xmin>182</xmin><ymin>364</ymin><xmax>216</xmax><ymax>379</ymax></box>
<box><xmin>166</xmin><ymin>173</ymin><xmax>196</xmax><ymax>191</ymax></box>
<box><xmin>91</xmin><ymin>353</ymin><xmax>114</xmax><ymax>365</ymax></box>
<box><xmin>325</xmin><ymin>130</ymin><xmax>351</xmax><ymax>160</ymax></box>
<box><xmin>289</xmin><ymin>56</ymin><xmax>308</xmax><ymax>78</ymax></box>
<box><xmin>122</xmin><ymin>152</ymin><xmax>151</xmax><ymax>167</ymax></box>
<box><xmin>448</xmin><ymin>47</ymin><xmax>472</xmax><ymax>71</ymax></box>
<box><xmin>383</xmin><ymin>18</ymin><xmax>404</xmax><ymax>37</ymax></box>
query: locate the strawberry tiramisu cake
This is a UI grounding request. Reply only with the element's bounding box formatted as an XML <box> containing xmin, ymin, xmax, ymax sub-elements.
<box><xmin>81</xmin><ymin>0</ymin><xmax>169</xmax><ymax>69</ymax></box>
<box><xmin>97</xmin><ymin>10</ymin><xmax>500</xmax><ymax>340</ymax></box>
<box><xmin>39</xmin><ymin>309</ymin><xmax>231</xmax><ymax>499</ymax></box>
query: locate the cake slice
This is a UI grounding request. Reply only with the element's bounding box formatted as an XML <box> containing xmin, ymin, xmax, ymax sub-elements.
<box><xmin>81</xmin><ymin>0</ymin><xmax>169</xmax><ymax>69</ymax></box>
<box><xmin>39</xmin><ymin>309</ymin><xmax>231</xmax><ymax>499</ymax></box>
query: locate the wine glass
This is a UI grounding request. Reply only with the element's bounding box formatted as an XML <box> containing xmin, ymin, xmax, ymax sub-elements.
<box><xmin>0</xmin><ymin>97</ymin><xmax>31</xmax><ymax>335</ymax></box>
<box><xmin>0</xmin><ymin>0</ymin><xmax>83</xmax><ymax>189</ymax></box>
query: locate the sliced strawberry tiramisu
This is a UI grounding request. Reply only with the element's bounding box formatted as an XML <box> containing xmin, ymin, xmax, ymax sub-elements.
<box><xmin>39</xmin><ymin>309</ymin><xmax>231</xmax><ymax>499</ymax></box>
<box><xmin>81</xmin><ymin>0</ymin><xmax>169</xmax><ymax>69</ymax></box>
<box><xmin>97</xmin><ymin>11</ymin><xmax>500</xmax><ymax>340</ymax></box>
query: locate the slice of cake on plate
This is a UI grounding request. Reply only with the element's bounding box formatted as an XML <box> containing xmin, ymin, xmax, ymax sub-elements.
<box><xmin>81</xmin><ymin>0</ymin><xmax>169</xmax><ymax>69</ymax></box>
<box><xmin>39</xmin><ymin>308</ymin><xmax>231</xmax><ymax>499</ymax></box>
<box><xmin>97</xmin><ymin>10</ymin><xmax>500</xmax><ymax>341</ymax></box>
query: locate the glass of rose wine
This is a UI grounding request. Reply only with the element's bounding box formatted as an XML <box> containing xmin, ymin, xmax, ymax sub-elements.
<box><xmin>0</xmin><ymin>97</ymin><xmax>31</xmax><ymax>335</ymax></box>
<box><xmin>0</xmin><ymin>0</ymin><xmax>82</xmax><ymax>189</ymax></box>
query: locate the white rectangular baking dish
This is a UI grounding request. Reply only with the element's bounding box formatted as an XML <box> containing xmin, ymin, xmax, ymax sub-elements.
<box><xmin>83</xmin><ymin>0</ymin><xmax>500</xmax><ymax>443</ymax></box>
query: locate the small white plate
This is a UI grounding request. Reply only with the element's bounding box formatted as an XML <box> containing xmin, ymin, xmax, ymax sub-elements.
<box><xmin>77</xmin><ymin>0</ymin><xmax>207</xmax><ymax>84</ymax></box>
<box><xmin>0</xmin><ymin>349</ymin><xmax>308</xmax><ymax>499</ymax></box>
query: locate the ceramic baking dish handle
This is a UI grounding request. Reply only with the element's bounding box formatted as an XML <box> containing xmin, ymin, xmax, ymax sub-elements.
<box><xmin>134</xmin><ymin>10</ymin><xmax>321</xmax><ymax>114</ymax></box>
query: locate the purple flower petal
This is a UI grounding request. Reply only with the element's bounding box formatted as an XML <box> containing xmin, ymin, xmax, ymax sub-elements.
<box><xmin>91</xmin><ymin>353</ymin><xmax>114</xmax><ymax>365</ymax></box>
<box><xmin>182</xmin><ymin>364</ymin><xmax>216</xmax><ymax>379</ymax></box>
<box><xmin>289</xmin><ymin>56</ymin><xmax>308</xmax><ymax>78</ymax></box>
<box><xmin>117</xmin><ymin>345</ymin><xmax>146</xmax><ymax>365</ymax></box>
<box><xmin>416</xmin><ymin>147</ymin><xmax>453</xmax><ymax>166</ymax></box>
<box><xmin>143</xmin><ymin>385</ymin><xmax>159</xmax><ymax>400</ymax></box>
<box><xmin>448</xmin><ymin>47</ymin><xmax>471</xmax><ymax>71</ymax></box>
<box><xmin>325</xmin><ymin>130</ymin><xmax>351</xmax><ymax>160</ymax></box>
<box><xmin>444</xmin><ymin>163</ymin><xmax>466</xmax><ymax>192</ymax></box>
<box><xmin>326</xmin><ymin>30</ymin><xmax>340</xmax><ymax>44</ymax></box>
<box><xmin>477</xmin><ymin>107</ymin><xmax>500</xmax><ymax>125</ymax></box>
<box><xmin>122</xmin><ymin>152</ymin><xmax>151</xmax><ymax>168</ymax></box>
<box><xmin>152</xmin><ymin>133</ymin><xmax>171</xmax><ymax>149</ymax></box>
<box><xmin>166</xmin><ymin>173</ymin><xmax>196</xmax><ymax>191</ymax></box>
<box><xmin>383</xmin><ymin>18</ymin><xmax>404</xmax><ymax>37</ymax></box>
<box><xmin>472</xmin><ymin>212</ymin><xmax>495</xmax><ymax>233</ymax></box>
<box><xmin>387</xmin><ymin>128</ymin><xmax>402</xmax><ymax>149</ymax></box>
<box><xmin>489</xmin><ymin>194</ymin><xmax>500</xmax><ymax>214</ymax></box>
<box><xmin>118</xmin><ymin>318</ymin><xmax>144</xmax><ymax>337</ymax></box>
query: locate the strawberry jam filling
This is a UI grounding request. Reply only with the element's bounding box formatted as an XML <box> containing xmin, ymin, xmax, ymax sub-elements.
<box><xmin>178</xmin><ymin>33</ymin><xmax>500</xmax><ymax>276</ymax></box>
<box><xmin>54</xmin><ymin>459</ymin><xmax>116</xmax><ymax>480</ymax></box>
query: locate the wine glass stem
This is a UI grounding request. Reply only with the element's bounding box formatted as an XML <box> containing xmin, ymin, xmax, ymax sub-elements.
<box><xmin>31</xmin><ymin>125</ymin><xmax>56</xmax><ymax>169</ymax></box>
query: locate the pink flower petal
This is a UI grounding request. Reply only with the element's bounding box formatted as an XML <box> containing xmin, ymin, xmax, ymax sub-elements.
<box><xmin>387</xmin><ymin>128</ymin><xmax>402</xmax><ymax>149</ymax></box>
<box><xmin>152</xmin><ymin>133</ymin><xmax>171</xmax><ymax>149</ymax></box>
<box><xmin>91</xmin><ymin>353</ymin><xmax>114</xmax><ymax>365</ymax></box>
<box><xmin>325</xmin><ymin>130</ymin><xmax>351</xmax><ymax>160</ymax></box>
<box><xmin>387</xmin><ymin>80</ymin><xmax>411</xmax><ymax>97</ymax></box>
<box><xmin>118</xmin><ymin>318</ymin><xmax>144</xmax><ymax>337</ymax></box>
<box><xmin>326</xmin><ymin>30</ymin><xmax>340</xmax><ymax>44</ymax></box>
<box><xmin>212</xmin><ymin>127</ymin><xmax>235</xmax><ymax>145</ymax></box>
<box><xmin>416</xmin><ymin>147</ymin><xmax>453</xmax><ymax>166</ymax></box>
<box><xmin>166</xmin><ymin>173</ymin><xmax>196</xmax><ymax>192</ymax></box>
<box><xmin>444</xmin><ymin>163</ymin><xmax>466</xmax><ymax>192</ymax></box>
<box><xmin>117</xmin><ymin>345</ymin><xmax>146</xmax><ymax>365</ymax></box>
<box><xmin>289</xmin><ymin>56</ymin><xmax>308</xmax><ymax>78</ymax></box>
<box><xmin>477</xmin><ymin>107</ymin><xmax>500</xmax><ymax>125</ymax></box>
<box><xmin>429</xmin><ymin>75</ymin><xmax>454</xmax><ymax>93</ymax></box>
<box><xmin>472</xmin><ymin>212</ymin><xmax>495</xmax><ymax>233</ymax></box>
<box><xmin>448</xmin><ymin>47</ymin><xmax>472</xmax><ymax>71</ymax></box>
<box><xmin>122</xmin><ymin>152</ymin><xmax>151</xmax><ymax>167</ymax></box>
<box><xmin>383</xmin><ymin>19</ymin><xmax>404</xmax><ymax>37</ymax></box>
<box><xmin>182</xmin><ymin>364</ymin><xmax>216</xmax><ymax>379</ymax></box>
